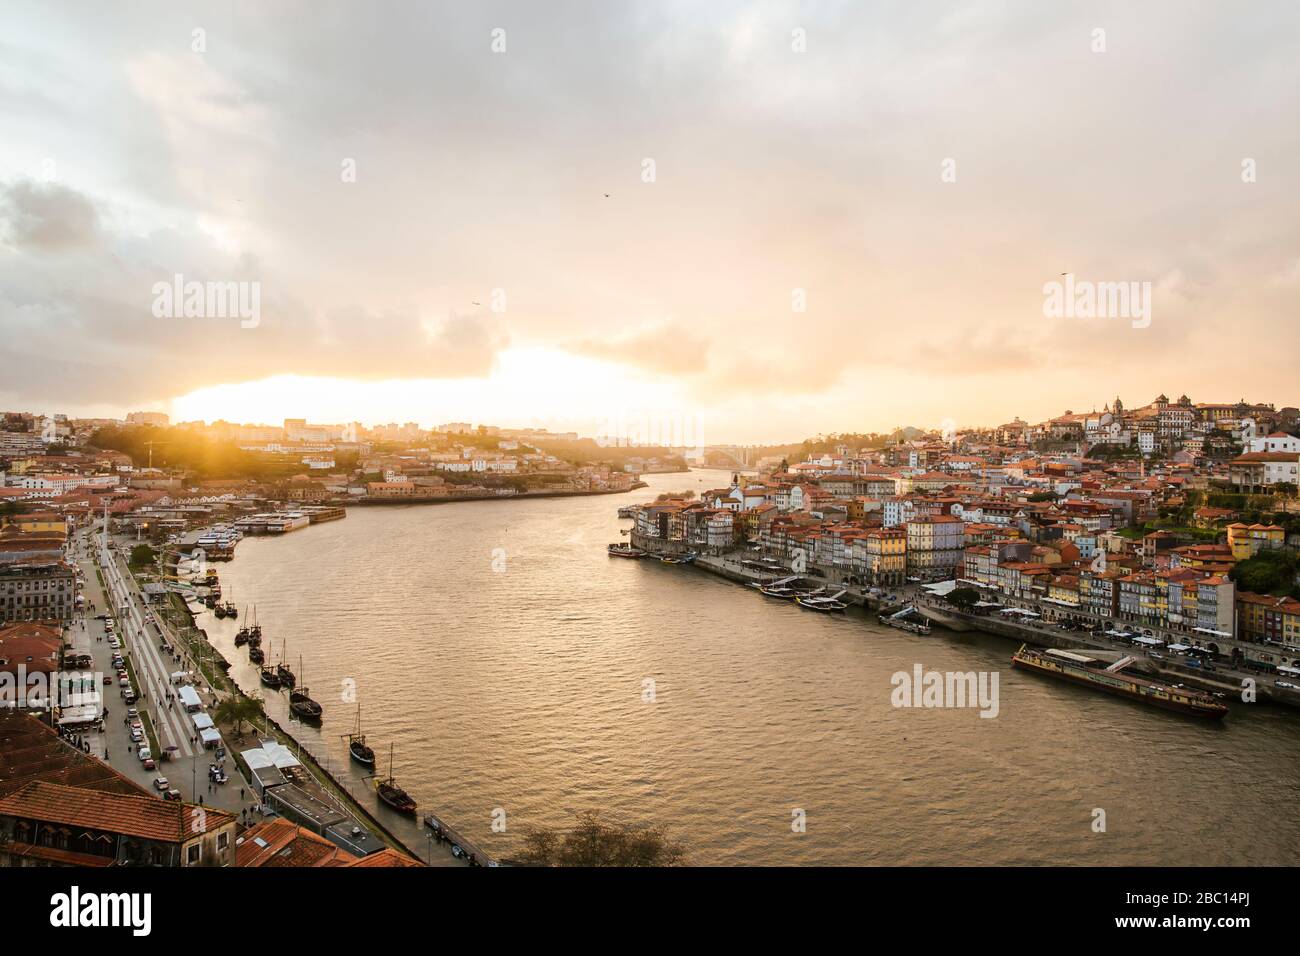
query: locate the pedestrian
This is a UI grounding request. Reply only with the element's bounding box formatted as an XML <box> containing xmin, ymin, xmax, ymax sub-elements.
<box><xmin>240</xmin><ymin>787</ymin><xmax>245</xmax><ymax>800</ymax></box>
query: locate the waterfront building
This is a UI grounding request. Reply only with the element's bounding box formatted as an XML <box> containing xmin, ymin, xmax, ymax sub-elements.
<box><xmin>904</xmin><ymin>515</ymin><xmax>965</xmax><ymax>580</ymax></box>
<box><xmin>859</xmin><ymin>528</ymin><xmax>906</xmax><ymax>586</ymax></box>
<box><xmin>1235</xmin><ymin>592</ymin><xmax>1300</xmax><ymax>647</ymax></box>
<box><xmin>366</xmin><ymin>480</ymin><xmax>415</xmax><ymax>498</ymax></box>
<box><xmin>1046</xmin><ymin>574</ymin><xmax>1080</xmax><ymax>608</ymax></box>
<box><xmin>0</xmin><ymin>562</ymin><xmax>76</xmax><ymax>624</ymax></box>
<box><xmin>235</xmin><ymin>818</ymin><xmax>420</xmax><ymax>867</ymax></box>
<box><xmin>1079</xmin><ymin>569</ymin><xmax>1121</xmax><ymax>620</ymax></box>
<box><xmin>0</xmin><ymin>781</ymin><xmax>237</xmax><ymax>867</ymax></box>
<box><xmin>0</xmin><ymin>712</ymin><xmax>237</xmax><ymax>867</ymax></box>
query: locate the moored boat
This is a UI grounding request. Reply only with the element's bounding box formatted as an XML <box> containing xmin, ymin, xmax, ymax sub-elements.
<box><xmin>1011</xmin><ymin>644</ymin><xmax>1228</xmax><ymax>719</ymax></box>
<box><xmin>374</xmin><ymin>743</ymin><xmax>417</xmax><ymax>815</ymax></box>
<box><xmin>288</xmin><ymin>656</ymin><xmax>321</xmax><ymax>721</ymax></box>
<box><xmin>660</xmin><ymin>551</ymin><xmax>698</xmax><ymax>565</ymax></box>
<box><xmin>290</xmin><ymin>689</ymin><xmax>322</xmax><ymax>722</ymax></box>
<box><xmin>345</xmin><ymin>705</ymin><xmax>375</xmax><ymax>766</ymax></box>
<box><xmin>608</xmin><ymin>543</ymin><xmax>645</xmax><ymax>558</ymax></box>
<box><xmin>797</xmin><ymin>590</ymin><xmax>848</xmax><ymax>612</ymax></box>
<box><xmin>258</xmin><ymin>664</ymin><xmax>282</xmax><ymax>689</ymax></box>
<box><xmin>248</xmin><ymin>646</ymin><xmax>265</xmax><ymax>664</ymax></box>
<box><xmin>879</xmin><ymin>605</ymin><xmax>932</xmax><ymax>634</ymax></box>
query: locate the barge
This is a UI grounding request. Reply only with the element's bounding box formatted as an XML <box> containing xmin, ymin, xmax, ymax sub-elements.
<box><xmin>1011</xmin><ymin>644</ymin><xmax>1228</xmax><ymax>719</ymax></box>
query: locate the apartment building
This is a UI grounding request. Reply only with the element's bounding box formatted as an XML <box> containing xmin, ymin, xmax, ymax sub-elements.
<box><xmin>0</xmin><ymin>562</ymin><xmax>76</xmax><ymax>624</ymax></box>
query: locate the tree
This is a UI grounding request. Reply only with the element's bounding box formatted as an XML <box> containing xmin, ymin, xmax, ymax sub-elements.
<box><xmin>947</xmin><ymin>586</ymin><xmax>980</xmax><ymax>611</ymax></box>
<box><xmin>516</xmin><ymin>811</ymin><xmax>687</xmax><ymax>866</ymax></box>
<box><xmin>213</xmin><ymin>696</ymin><xmax>263</xmax><ymax>736</ymax></box>
<box><xmin>129</xmin><ymin>544</ymin><xmax>156</xmax><ymax>572</ymax></box>
<box><xmin>1230</xmin><ymin>549</ymin><xmax>1300</xmax><ymax>598</ymax></box>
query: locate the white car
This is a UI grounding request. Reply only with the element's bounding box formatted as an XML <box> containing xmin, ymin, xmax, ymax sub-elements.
<box><xmin>138</xmin><ymin>746</ymin><xmax>152</xmax><ymax>762</ymax></box>
<box><xmin>130</xmin><ymin>728</ymin><xmax>143</xmax><ymax>742</ymax></box>
<box><xmin>1277</xmin><ymin>681</ymin><xmax>1296</xmax><ymax>689</ymax></box>
<box><xmin>153</xmin><ymin>776</ymin><xmax>169</xmax><ymax>791</ymax></box>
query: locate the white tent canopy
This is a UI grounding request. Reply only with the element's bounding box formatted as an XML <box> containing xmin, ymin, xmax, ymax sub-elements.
<box><xmin>199</xmin><ymin>727</ymin><xmax>222</xmax><ymax>744</ymax></box>
<box><xmin>178</xmin><ymin>686</ymin><xmax>202</xmax><ymax>710</ymax></box>
<box><xmin>240</xmin><ymin>740</ymin><xmax>301</xmax><ymax>771</ymax></box>
<box><xmin>192</xmin><ymin>713</ymin><xmax>214</xmax><ymax>730</ymax></box>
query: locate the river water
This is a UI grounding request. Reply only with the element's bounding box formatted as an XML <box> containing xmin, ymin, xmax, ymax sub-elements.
<box><xmin>207</xmin><ymin>469</ymin><xmax>1300</xmax><ymax>865</ymax></box>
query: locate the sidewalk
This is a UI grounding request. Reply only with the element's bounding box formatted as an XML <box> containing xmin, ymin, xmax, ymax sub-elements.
<box><xmin>77</xmin><ymin>529</ymin><xmax>264</xmax><ymax>821</ymax></box>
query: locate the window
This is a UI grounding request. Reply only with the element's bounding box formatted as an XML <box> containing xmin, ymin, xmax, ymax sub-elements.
<box><xmin>186</xmin><ymin>843</ymin><xmax>200</xmax><ymax>864</ymax></box>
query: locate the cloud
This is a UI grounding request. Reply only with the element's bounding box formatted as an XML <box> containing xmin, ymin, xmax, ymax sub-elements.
<box><xmin>564</xmin><ymin>322</ymin><xmax>711</xmax><ymax>376</ymax></box>
<box><xmin>0</xmin><ymin>179</ymin><xmax>101</xmax><ymax>252</ymax></box>
<box><xmin>1</xmin><ymin>2</ymin><xmax>1299</xmax><ymax>438</ymax></box>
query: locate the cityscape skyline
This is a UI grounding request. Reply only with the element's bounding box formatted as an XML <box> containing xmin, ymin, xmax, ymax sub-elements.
<box><xmin>14</xmin><ymin>387</ymin><xmax>1297</xmax><ymax>450</ymax></box>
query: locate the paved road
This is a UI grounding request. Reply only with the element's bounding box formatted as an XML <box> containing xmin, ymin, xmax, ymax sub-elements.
<box><xmin>74</xmin><ymin>528</ymin><xmax>262</xmax><ymax>822</ymax></box>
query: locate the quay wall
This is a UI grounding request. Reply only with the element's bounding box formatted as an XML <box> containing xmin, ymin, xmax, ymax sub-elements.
<box><xmin>918</xmin><ymin>603</ymin><xmax>1300</xmax><ymax>708</ymax></box>
<box><xmin>630</xmin><ymin>533</ymin><xmax>878</xmax><ymax>607</ymax></box>
<box><xmin>346</xmin><ymin>485</ymin><xmax>645</xmax><ymax>507</ymax></box>
<box><xmin>626</xmin><ymin>535</ymin><xmax>1300</xmax><ymax>712</ymax></box>
<box><xmin>173</xmin><ymin>598</ymin><xmax>423</xmax><ymax>859</ymax></box>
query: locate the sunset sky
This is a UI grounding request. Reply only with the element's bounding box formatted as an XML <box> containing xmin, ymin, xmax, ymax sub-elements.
<box><xmin>1</xmin><ymin>1</ymin><xmax>1297</xmax><ymax>443</ymax></box>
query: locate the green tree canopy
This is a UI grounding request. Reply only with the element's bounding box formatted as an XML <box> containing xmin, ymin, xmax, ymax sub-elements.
<box><xmin>947</xmin><ymin>587</ymin><xmax>981</xmax><ymax>611</ymax></box>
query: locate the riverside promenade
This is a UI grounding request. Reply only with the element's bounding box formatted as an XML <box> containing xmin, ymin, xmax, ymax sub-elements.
<box><xmin>624</xmin><ymin>530</ymin><xmax>1300</xmax><ymax>712</ymax></box>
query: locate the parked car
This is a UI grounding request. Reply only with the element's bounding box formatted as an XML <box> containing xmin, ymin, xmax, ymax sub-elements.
<box><xmin>126</xmin><ymin>708</ymin><xmax>139</xmax><ymax>720</ymax></box>
<box><xmin>1278</xmin><ymin>681</ymin><xmax>1296</xmax><ymax>689</ymax></box>
<box><xmin>153</xmin><ymin>776</ymin><xmax>169</xmax><ymax>791</ymax></box>
<box><xmin>142</xmin><ymin>757</ymin><xmax>156</xmax><ymax>770</ymax></box>
<box><xmin>164</xmin><ymin>789</ymin><xmax>182</xmax><ymax>802</ymax></box>
<box><xmin>130</xmin><ymin>729</ymin><xmax>143</xmax><ymax>742</ymax></box>
<box><xmin>138</xmin><ymin>746</ymin><xmax>152</xmax><ymax>762</ymax></box>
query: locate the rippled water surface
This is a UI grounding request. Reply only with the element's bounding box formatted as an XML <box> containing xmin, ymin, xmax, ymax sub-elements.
<box><xmin>210</xmin><ymin>469</ymin><xmax>1300</xmax><ymax>864</ymax></box>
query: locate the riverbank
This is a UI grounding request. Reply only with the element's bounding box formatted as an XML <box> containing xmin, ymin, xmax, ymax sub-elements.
<box><xmin>164</xmin><ymin>593</ymin><xmax>431</xmax><ymax>861</ymax></box>
<box><xmin>627</xmin><ymin>531</ymin><xmax>1300</xmax><ymax>714</ymax></box>
<box><xmin>342</xmin><ymin>483</ymin><xmax>648</xmax><ymax>507</ymax></box>
<box><xmin>629</xmin><ymin>531</ymin><xmax>891</xmax><ymax>610</ymax></box>
<box><xmin>915</xmin><ymin>601</ymin><xmax>1300</xmax><ymax>709</ymax></box>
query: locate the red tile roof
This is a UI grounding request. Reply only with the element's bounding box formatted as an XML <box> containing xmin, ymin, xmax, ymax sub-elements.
<box><xmin>0</xmin><ymin>781</ymin><xmax>234</xmax><ymax>843</ymax></box>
